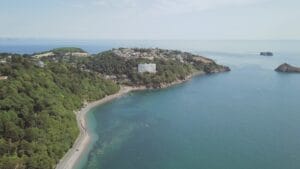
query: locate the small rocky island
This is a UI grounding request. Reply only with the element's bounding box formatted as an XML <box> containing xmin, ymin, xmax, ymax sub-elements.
<box><xmin>260</xmin><ymin>52</ymin><xmax>273</xmax><ymax>56</ymax></box>
<box><xmin>275</xmin><ymin>63</ymin><xmax>300</xmax><ymax>73</ymax></box>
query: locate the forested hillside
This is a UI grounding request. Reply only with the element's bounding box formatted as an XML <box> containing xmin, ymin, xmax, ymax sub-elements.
<box><xmin>0</xmin><ymin>56</ymin><xmax>119</xmax><ymax>169</ymax></box>
<box><xmin>86</xmin><ymin>48</ymin><xmax>230</xmax><ymax>88</ymax></box>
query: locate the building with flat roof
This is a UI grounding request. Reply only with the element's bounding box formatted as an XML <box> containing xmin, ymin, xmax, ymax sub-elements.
<box><xmin>138</xmin><ymin>63</ymin><xmax>156</xmax><ymax>73</ymax></box>
<box><xmin>36</xmin><ymin>61</ymin><xmax>45</xmax><ymax>68</ymax></box>
<box><xmin>0</xmin><ymin>76</ymin><xmax>8</xmax><ymax>80</ymax></box>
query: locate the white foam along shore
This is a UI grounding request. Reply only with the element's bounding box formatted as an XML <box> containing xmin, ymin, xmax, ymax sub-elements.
<box><xmin>55</xmin><ymin>71</ymin><xmax>205</xmax><ymax>169</ymax></box>
<box><xmin>55</xmin><ymin>86</ymin><xmax>146</xmax><ymax>169</ymax></box>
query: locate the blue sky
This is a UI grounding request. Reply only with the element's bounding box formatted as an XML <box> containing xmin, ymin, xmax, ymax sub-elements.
<box><xmin>0</xmin><ymin>0</ymin><xmax>299</xmax><ymax>40</ymax></box>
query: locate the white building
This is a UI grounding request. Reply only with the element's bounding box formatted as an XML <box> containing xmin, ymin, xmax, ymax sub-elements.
<box><xmin>138</xmin><ymin>63</ymin><xmax>156</xmax><ymax>73</ymax></box>
<box><xmin>66</xmin><ymin>52</ymin><xmax>89</xmax><ymax>57</ymax></box>
<box><xmin>0</xmin><ymin>76</ymin><xmax>8</xmax><ymax>80</ymax></box>
<box><xmin>36</xmin><ymin>61</ymin><xmax>45</xmax><ymax>68</ymax></box>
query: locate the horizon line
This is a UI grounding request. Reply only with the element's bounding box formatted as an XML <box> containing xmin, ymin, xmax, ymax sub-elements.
<box><xmin>1</xmin><ymin>37</ymin><xmax>300</xmax><ymax>41</ymax></box>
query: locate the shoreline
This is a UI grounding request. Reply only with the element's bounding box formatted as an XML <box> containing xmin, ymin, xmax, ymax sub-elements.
<box><xmin>55</xmin><ymin>86</ymin><xmax>146</xmax><ymax>169</ymax></box>
<box><xmin>55</xmin><ymin>71</ymin><xmax>209</xmax><ymax>169</ymax></box>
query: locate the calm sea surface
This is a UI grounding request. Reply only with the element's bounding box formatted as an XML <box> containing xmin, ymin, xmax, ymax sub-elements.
<box><xmin>1</xmin><ymin>40</ymin><xmax>300</xmax><ymax>169</ymax></box>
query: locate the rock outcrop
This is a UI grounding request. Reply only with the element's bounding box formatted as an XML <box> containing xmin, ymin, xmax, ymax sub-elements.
<box><xmin>260</xmin><ymin>52</ymin><xmax>273</xmax><ymax>56</ymax></box>
<box><xmin>275</xmin><ymin>63</ymin><xmax>300</xmax><ymax>73</ymax></box>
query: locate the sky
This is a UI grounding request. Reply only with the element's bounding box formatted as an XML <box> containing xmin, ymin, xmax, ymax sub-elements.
<box><xmin>0</xmin><ymin>0</ymin><xmax>299</xmax><ymax>40</ymax></box>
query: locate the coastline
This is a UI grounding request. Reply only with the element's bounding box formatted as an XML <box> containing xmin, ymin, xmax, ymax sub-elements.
<box><xmin>55</xmin><ymin>86</ymin><xmax>146</xmax><ymax>169</ymax></box>
<box><xmin>55</xmin><ymin>71</ymin><xmax>210</xmax><ymax>169</ymax></box>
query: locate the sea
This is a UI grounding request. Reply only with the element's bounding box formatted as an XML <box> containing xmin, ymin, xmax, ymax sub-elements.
<box><xmin>1</xmin><ymin>40</ymin><xmax>300</xmax><ymax>169</ymax></box>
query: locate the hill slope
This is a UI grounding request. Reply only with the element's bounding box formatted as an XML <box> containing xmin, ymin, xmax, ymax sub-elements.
<box><xmin>86</xmin><ymin>48</ymin><xmax>230</xmax><ymax>88</ymax></box>
<box><xmin>0</xmin><ymin>56</ymin><xmax>119</xmax><ymax>169</ymax></box>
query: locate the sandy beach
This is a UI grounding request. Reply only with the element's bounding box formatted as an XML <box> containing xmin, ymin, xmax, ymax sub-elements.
<box><xmin>55</xmin><ymin>86</ymin><xmax>146</xmax><ymax>169</ymax></box>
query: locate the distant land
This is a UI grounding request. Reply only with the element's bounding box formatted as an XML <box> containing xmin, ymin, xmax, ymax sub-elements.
<box><xmin>275</xmin><ymin>63</ymin><xmax>300</xmax><ymax>73</ymax></box>
<box><xmin>0</xmin><ymin>47</ymin><xmax>229</xmax><ymax>169</ymax></box>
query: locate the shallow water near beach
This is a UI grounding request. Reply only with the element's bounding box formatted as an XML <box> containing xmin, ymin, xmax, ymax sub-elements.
<box><xmin>71</xmin><ymin>41</ymin><xmax>300</xmax><ymax>169</ymax></box>
<box><xmin>1</xmin><ymin>40</ymin><xmax>300</xmax><ymax>169</ymax></box>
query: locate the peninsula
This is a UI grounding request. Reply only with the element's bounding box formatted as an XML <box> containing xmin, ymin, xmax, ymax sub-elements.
<box><xmin>0</xmin><ymin>47</ymin><xmax>229</xmax><ymax>169</ymax></box>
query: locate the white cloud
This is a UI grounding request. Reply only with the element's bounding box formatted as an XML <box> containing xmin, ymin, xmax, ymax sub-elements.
<box><xmin>91</xmin><ymin>0</ymin><xmax>108</xmax><ymax>6</ymax></box>
<box><xmin>82</xmin><ymin>0</ymin><xmax>139</xmax><ymax>9</ymax></box>
<box><xmin>153</xmin><ymin>0</ymin><xmax>264</xmax><ymax>13</ymax></box>
<box><xmin>85</xmin><ymin>0</ymin><xmax>267</xmax><ymax>14</ymax></box>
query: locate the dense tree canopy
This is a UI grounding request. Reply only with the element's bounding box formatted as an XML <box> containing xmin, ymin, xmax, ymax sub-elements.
<box><xmin>0</xmin><ymin>56</ymin><xmax>119</xmax><ymax>169</ymax></box>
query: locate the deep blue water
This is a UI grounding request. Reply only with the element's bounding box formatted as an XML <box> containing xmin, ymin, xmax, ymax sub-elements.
<box><xmin>1</xmin><ymin>40</ymin><xmax>300</xmax><ymax>169</ymax></box>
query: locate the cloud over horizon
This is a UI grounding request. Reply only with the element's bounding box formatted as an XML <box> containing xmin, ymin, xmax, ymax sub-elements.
<box><xmin>71</xmin><ymin>0</ymin><xmax>268</xmax><ymax>14</ymax></box>
<box><xmin>0</xmin><ymin>0</ymin><xmax>299</xmax><ymax>39</ymax></box>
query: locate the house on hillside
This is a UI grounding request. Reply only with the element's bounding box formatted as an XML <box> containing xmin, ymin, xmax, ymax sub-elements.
<box><xmin>0</xmin><ymin>76</ymin><xmax>8</xmax><ymax>80</ymax></box>
<box><xmin>36</xmin><ymin>61</ymin><xmax>45</xmax><ymax>68</ymax></box>
<box><xmin>67</xmin><ymin>52</ymin><xmax>89</xmax><ymax>57</ymax></box>
<box><xmin>138</xmin><ymin>63</ymin><xmax>156</xmax><ymax>73</ymax></box>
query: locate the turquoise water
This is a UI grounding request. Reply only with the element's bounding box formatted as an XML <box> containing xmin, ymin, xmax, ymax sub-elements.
<box><xmin>1</xmin><ymin>40</ymin><xmax>300</xmax><ymax>169</ymax></box>
<box><xmin>72</xmin><ymin>41</ymin><xmax>300</xmax><ymax>169</ymax></box>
